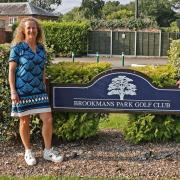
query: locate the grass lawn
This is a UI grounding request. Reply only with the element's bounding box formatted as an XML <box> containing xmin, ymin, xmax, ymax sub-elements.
<box><xmin>99</xmin><ymin>113</ymin><xmax>129</xmax><ymax>131</ymax></box>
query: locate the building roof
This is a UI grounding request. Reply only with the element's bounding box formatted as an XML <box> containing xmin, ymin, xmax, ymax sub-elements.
<box><xmin>0</xmin><ymin>2</ymin><xmax>57</xmax><ymax>17</ymax></box>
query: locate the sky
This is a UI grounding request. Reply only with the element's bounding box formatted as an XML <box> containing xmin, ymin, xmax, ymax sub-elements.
<box><xmin>56</xmin><ymin>0</ymin><xmax>133</xmax><ymax>14</ymax></box>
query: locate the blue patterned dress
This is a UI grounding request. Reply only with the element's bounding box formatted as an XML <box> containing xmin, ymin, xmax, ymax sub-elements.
<box><xmin>9</xmin><ymin>42</ymin><xmax>51</xmax><ymax>117</ymax></box>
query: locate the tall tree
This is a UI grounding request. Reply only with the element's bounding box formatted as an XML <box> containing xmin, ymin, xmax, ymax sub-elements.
<box><xmin>30</xmin><ymin>0</ymin><xmax>62</xmax><ymax>12</ymax></box>
<box><xmin>62</xmin><ymin>7</ymin><xmax>85</xmax><ymax>22</ymax></box>
<box><xmin>106</xmin><ymin>9</ymin><xmax>133</xmax><ymax>20</ymax></box>
<box><xmin>102</xmin><ymin>1</ymin><xmax>121</xmax><ymax>17</ymax></box>
<box><xmin>140</xmin><ymin>0</ymin><xmax>179</xmax><ymax>27</ymax></box>
<box><xmin>122</xmin><ymin>1</ymin><xmax>135</xmax><ymax>12</ymax></box>
<box><xmin>81</xmin><ymin>0</ymin><xmax>105</xmax><ymax>19</ymax></box>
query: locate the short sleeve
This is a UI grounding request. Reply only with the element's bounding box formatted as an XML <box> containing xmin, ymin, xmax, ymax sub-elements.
<box><xmin>9</xmin><ymin>45</ymin><xmax>20</xmax><ymax>64</ymax></box>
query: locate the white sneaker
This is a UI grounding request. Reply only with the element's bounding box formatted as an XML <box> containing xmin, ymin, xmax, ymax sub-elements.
<box><xmin>43</xmin><ymin>148</ymin><xmax>63</xmax><ymax>163</ymax></box>
<box><xmin>24</xmin><ymin>149</ymin><xmax>36</xmax><ymax>166</ymax></box>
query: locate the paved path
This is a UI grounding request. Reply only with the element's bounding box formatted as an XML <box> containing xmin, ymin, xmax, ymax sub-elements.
<box><xmin>53</xmin><ymin>56</ymin><xmax>168</xmax><ymax>67</ymax></box>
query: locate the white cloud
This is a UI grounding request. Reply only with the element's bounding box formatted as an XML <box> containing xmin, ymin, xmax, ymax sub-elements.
<box><xmin>56</xmin><ymin>0</ymin><xmax>133</xmax><ymax>14</ymax></box>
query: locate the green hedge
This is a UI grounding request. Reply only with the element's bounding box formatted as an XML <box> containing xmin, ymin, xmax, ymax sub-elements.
<box><xmin>0</xmin><ymin>44</ymin><xmax>19</xmax><ymax>141</ymax></box>
<box><xmin>42</xmin><ymin>21</ymin><xmax>90</xmax><ymax>56</ymax></box>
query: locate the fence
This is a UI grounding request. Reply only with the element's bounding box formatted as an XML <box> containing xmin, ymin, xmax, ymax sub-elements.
<box><xmin>88</xmin><ymin>31</ymin><xmax>180</xmax><ymax>56</ymax></box>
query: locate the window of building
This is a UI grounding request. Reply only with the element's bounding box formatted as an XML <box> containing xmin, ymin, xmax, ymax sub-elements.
<box><xmin>9</xmin><ymin>17</ymin><xmax>17</xmax><ymax>26</ymax></box>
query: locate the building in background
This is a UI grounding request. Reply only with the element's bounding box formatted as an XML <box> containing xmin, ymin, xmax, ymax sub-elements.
<box><xmin>0</xmin><ymin>2</ymin><xmax>58</xmax><ymax>43</ymax></box>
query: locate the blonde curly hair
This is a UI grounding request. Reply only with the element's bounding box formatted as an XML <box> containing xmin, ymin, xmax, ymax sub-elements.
<box><xmin>12</xmin><ymin>17</ymin><xmax>45</xmax><ymax>46</ymax></box>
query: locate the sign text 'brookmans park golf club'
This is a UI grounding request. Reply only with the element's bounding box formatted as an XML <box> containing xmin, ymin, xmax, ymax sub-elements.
<box><xmin>51</xmin><ymin>69</ymin><xmax>180</xmax><ymax>113</ymax></box>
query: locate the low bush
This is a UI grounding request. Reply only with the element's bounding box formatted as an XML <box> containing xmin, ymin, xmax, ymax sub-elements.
<box><xmin>47</xmin><ymin>62</ymin><xmax>111</xmax><ymax>141</ymax></box>
<box><xmin>124</xmin><ymin>63</ymin><xmax>180</xmax><ymax>143</ymax></box>
<box><xmin>131</xmin><ymin>65</ymin><xmax>177</xmax><ymax>87</ymax></box>
<box><xmin>125</xmin><ymin>113</ymin><xmax>180</xmax><ymax>143</ymax></box>
<box><xmin>53</xmin><ymin>112</ymin><xmax>107</xmax><ymax>141</ymax></box>
<box><xmin>47</xmin><ymin>61</ymin><xmax>111</xmax><ymax>84</ymax></box>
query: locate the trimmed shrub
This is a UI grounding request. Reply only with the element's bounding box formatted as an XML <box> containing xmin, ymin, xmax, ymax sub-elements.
<box><xmin>131</xmin><ymin>65</ymin><xmax>177</xmax><ymax>87</ymax></box>
<box><xmin>53</xmin><ymin>112</ymin><xmax>107</xmax><ymax>141</ymax></box>
<box><xmin>125</xmin><ymin>114</ymin><xmax>179</xmax><ymax>143</ymax></box>
<box><xmin>124</xmin><ymin>65</ymin><xmax>180</xmax><ymax>143</ymax></box>
<box><xmin>47</xmin><ymin>61</ymin><xmax>111</xmax><ymax>84</ymax></box>
<box><xmin>47</xmin><ymin>62</ymin><xmax>111</xmax><ymax>141</ymax></box>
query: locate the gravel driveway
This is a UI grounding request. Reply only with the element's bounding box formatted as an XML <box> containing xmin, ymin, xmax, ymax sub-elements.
<box><xmin>0</xmin><ymin>129</ymin><xmax>179</xmax><ymax>179</ymax></box>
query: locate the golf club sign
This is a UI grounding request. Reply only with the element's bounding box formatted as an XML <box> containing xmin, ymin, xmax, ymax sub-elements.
<box><xmin>50</xmin><ymin>69</ymin><xmax>180</xmax><ymax>114</ymax></box>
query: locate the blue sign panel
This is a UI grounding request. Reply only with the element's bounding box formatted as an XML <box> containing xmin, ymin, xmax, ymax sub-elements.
<box><xmin>52</xmin><ymin>69</ymin><xmax>180</xmax><ymax>113</ymax></box>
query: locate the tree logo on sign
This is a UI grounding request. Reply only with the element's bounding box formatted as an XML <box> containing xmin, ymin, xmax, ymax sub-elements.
<box><xmin>107</xmin><ymin>75</ymin><xmax>137</xmax><ymax>100</ymax></box>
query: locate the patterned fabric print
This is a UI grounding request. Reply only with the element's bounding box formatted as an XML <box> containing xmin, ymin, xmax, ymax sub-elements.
<box><xmin>11</xmin><ymin>93</ymin><xmax>51</xmax><ymax>117</ymax></box>
<box><xmin>9</xmin><ymin>42</ymin><xmax>51</xmax><ymax>117</ymax></box>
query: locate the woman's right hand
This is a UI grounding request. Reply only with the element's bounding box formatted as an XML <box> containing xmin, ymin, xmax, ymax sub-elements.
<box><xmin>11</xmin><ymin>92</ymin><xmax>20</xmax><ymax>104</ymax></box>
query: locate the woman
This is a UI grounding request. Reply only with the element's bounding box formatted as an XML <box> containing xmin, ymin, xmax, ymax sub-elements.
<box><xmin>8</xmin><ymin>17</ymin><xmax>63</xmax><ymax>166</ymax></box>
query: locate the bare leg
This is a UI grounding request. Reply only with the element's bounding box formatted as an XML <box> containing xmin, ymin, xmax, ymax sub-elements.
<box><xmin>40</xmin><ymin>112</ymin><xmax>63</xmax><ymax>162</ymax></box>
<box><xmin>19</xmin><ymin>115</ymin><xmax>31</xmax><ymax>150</ymax></box>
<box><xmin>39</xmin><ymin>112</ymin><xmax>53</xmax><ymax>149</ymax></box>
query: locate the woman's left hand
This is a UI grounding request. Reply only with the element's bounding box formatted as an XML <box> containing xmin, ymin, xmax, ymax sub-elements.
<box><xmin>176</xmin><ymin>80</ymin><xmax>180</xmax><ymax>88</ymax></box>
